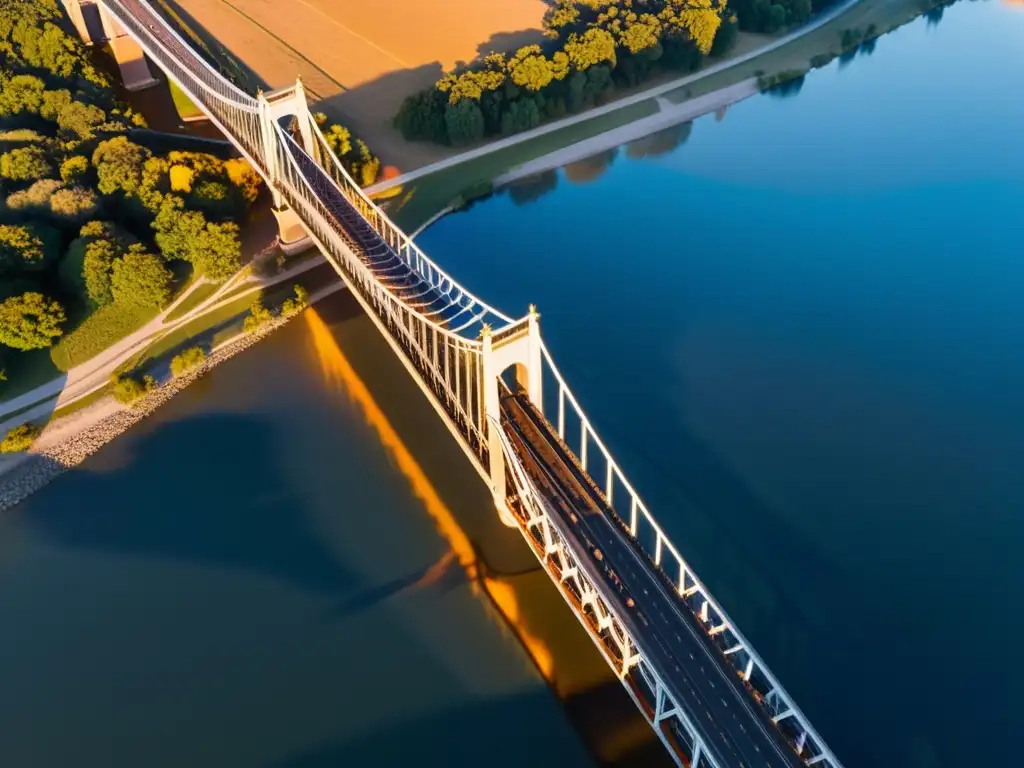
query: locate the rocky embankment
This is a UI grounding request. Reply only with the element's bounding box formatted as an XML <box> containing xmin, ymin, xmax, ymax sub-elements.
<box><xmin>0</xmin><ymin>314</ymin><xmax>298</xmax><ymax>513</ymax></box>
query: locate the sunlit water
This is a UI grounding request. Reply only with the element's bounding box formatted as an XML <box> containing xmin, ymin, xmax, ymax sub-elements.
<box><xmin>418</xmin><ymin>3</ymin><xmax>1024</xmax><ymax>765</ymax></box>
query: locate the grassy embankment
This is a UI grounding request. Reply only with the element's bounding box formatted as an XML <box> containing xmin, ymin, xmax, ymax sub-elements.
<box><xmin>117</xmin><ymin>261</ymin><xmax>338</xmax><ymax>376</ymax></box>
<box><xmin>168</xmin><ymin>82</ymin><xmax>204</xmax><ymax>121</ymax></box>
<box><xmin>149</xmin><ymin>0</ymin><xmax>258</xmax><ymax>120</ymax></box>
<box><xmin>380</xmin><ymin>0</ymin><xmax>932</xmax><ymax>233</ymax></box>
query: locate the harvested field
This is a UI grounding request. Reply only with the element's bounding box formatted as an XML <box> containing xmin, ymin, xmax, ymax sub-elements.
<box><xmin>167</xmin><ymin>0</ymin><xmax>549</xmax><ymax>168</ymax></box>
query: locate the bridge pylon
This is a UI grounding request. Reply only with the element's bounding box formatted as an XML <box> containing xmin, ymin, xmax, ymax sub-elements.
<box><xmin>62</xmin><ymin>0</ymin><xmax>159</xmax><ymax>90</ymax></box>
<box><xmin>481</xmin><ymin>305</ymin><xmax>543</xmax><ymax>528</ymax></box>
<box><xmin>258</xmin><ymin>79</ymin><xmax>316</xmax><ymax>254</ymax></box>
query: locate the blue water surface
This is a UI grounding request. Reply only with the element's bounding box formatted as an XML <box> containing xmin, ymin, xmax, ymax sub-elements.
<box><xmin>420</xmin><ymin>2</ymin><xmax>1024</xmax><ymax>765</ymax></box>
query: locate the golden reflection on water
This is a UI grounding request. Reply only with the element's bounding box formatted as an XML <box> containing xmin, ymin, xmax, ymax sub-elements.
<box><xmin>302</xmin><ymin>309</ymin><xmax>556</xmax><ymax>681</ymax></box>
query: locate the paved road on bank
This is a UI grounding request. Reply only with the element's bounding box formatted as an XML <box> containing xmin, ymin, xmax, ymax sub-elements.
<box><xmin>502</xmin><ymin>392</ymin><xmax>805</xmax><ymax>768</ymax></box>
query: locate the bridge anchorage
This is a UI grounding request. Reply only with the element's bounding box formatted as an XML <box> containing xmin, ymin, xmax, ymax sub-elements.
<box><xmin>66</xmin><ymin>1</ymin><xmax>845</xmax><ymax>765</ymax></box>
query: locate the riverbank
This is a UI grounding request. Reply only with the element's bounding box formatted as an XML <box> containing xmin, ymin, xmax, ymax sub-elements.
<box><xmin>0</xmin><ymin>283</ymin><xmax>344</xmax><ymax>513</ymax></box>
<box><xmin>377</xmin><ymin>0</ymin><xmax>939</xmax><ymax>233</ymax></box>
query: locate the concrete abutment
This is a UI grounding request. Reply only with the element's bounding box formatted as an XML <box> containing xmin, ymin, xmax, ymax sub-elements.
<box><xmin>62</xmin><ymin>0</ymin><xmax>160</xmax><ymax>91</ymax></box>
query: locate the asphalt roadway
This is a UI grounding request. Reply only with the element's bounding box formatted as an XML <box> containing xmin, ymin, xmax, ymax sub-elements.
<box><xmin>501</xmin><ymin>392</ymin><xmax>805</xmax><ymax>768</ymax></box>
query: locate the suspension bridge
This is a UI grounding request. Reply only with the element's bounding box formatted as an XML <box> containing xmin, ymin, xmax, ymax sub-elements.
<box><xmin>65</xmin><ymin>2</ymin><xmax>844</xmax><ymax>765</ymax></box>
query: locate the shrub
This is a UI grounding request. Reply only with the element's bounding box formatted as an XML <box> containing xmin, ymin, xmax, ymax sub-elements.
<box><xmin>280</xmin><ymin>284</ymin><xmax>309</xmax><ymax>317</ymax></box>
<box><xmin>50</xmin><ymin>301</ymin><xmax>157</xmax><ymax>371</ymax></box>
<box><xmin>243</xmin><ymin>297</ymin><xmax>273</xmax><ymax>332</ymax></box>
<box><xmin>1</xmin><ymin>423</ymin><xmax>41</xmax><ymax>453</ymax></box>
<box><xmin>169</xmin><ymin>346</ymin><xmax>206</xmax><ymax>377</ymax></box>
<box><xmin>111</xmin><ymin>371</ymin><xmax>156</xmax><ymax>405</ymax></box>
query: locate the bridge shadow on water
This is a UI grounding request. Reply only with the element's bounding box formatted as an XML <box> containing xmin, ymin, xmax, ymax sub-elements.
<box><xmin>13</xmin><ymin>412</ymin><xmax>355</xmax><ymax>596</ymax></box>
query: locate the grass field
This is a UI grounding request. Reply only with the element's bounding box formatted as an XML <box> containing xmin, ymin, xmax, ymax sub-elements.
<box><xmin>164</xmin><ymin>281</ymin><xmax>220</xmax><ymax>323</ymax></box>
<box><xmin>167</xmin><ymin>0</ymin><xmax>550</xmax><ymax>169</ymax></box>
<box><xmin>168</xmin><ymin>81</ymin><xmax>204</xmax><ymax>121</ymax></box>
<box><xmin>124</xmin><ymin>262</ymin><xmax>340</xmax><ymax>373</ymax></box>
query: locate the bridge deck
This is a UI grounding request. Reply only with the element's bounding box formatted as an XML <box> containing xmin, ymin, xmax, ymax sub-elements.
<box><xmin>501</xmin><ymin>391</ymin><xmax>805</xmax><ymax>768</ymax></box>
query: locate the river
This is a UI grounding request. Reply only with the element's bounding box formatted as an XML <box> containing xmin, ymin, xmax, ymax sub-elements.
<box><xmin>417</xmin><ymin>2</ymin><xmax>1024</xmax><ymax>766</ymax></box>
<box><xmin>2</xmin><ymin>2</ymin><xmax>1021</xmax><ymax>766</ymax></box>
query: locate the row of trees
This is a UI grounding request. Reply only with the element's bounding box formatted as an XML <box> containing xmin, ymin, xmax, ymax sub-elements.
<box><xmin>0</xmin><ymin>0</ymin><xmax>263</xmax><ymax>386</ymax></box>
<box><xmin>729</xmin><ymin>0</ymin><xmax>839</xmax><ymax>33</ymax></box>
<box><xmin>395</xmin><ymin>0</ymin><xmax>738</xmax><ymax>147</ymax></box>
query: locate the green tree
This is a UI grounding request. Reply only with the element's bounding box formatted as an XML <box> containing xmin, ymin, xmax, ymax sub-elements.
<box><xmin>710</xmin><ymin>14</ymin><xmax>739</xmax><ymax>55</ymax></box>
<box><xmin>152</xmin><ymin>195</ymin><xmax>204</xmax><ymax>261</ymax></box>
<box><xmin>56</xmin><ymin>100</ymin><xmax>106</xmax><ymax>139</ymax></box>
<box><xmin>508</xmin><ymin>45</ymin><xmax>558</xmax><ymax>91</ymax></box>
<box><xmin>190</xmin><ymin>179</ymin><xmax>235</xmax><ymax>219</ymax></box>
<box><xmin>0</xmin><ymin>223</ymin><xmax>60</xmax><ymax>274</ymax></box>
<box><xmin>92</xmin><ymin>136</ymin><xmax>151</xmax><ymax>195</ymax></box>
<box><xmin>0</xmin><ymin>145</ymin><xmax>52</xmax><ymax>182</ymax></box>
<box><xmin>110</xmin><ymin>246</ymin><xmax>172</xmax><ymax>308</ymax></box>
<box><xmin>0</xmin><ymin>291</ymin><xmax>65</xmax><ymax>350</ymax></box>
<box><xmin>1</xmin><ymin>422</ymin><xmax>41</xmax><ymax>453</ymax></box>
<box><xmin>790</xmin><ymin>0</ymin><xmax>813</xmax><ymax>24</ymax></box>
<box><xmin>768</xmin><ymin>3</ymin><xmax>788</xmax><ymax>32</ymax></box>
<box><xmin>393</xmin><ymin>89</ymin><xmax>448</xmax><ymax>143</ymax></box>
<box><xmin>59</xmin><ymin>155</ymin><xmax>89</xmax><ymax>183</ymax></box>
<box><xmin>564</xmin><ymin>28</ymin><xmax>617</xmax><ymax>71</ymax></box>
<box><xmin>500</xmin><ymin>98</ymin><xmax>542</xmax><ymax>136</ymax></box>
<box><xmin>323</xmin><ymin>123</ymin><xmax>352</xmax><ymax>157</ymax></box>
<box><xmin>49</xmin><ymin>185</ymin><xmax>98</xmax><ymax>222</ymax></box>
<box><xmin>0</xmin><ymin>74</ymin><xmax>45</xmax><ymax>117</ymax></box>
<box><xmin>195</xmin><ymin>221</ymin><xmax>241</xmax><ymax>281</ymax></box>
<box><xmin>444</xmin><ymin>99</ymin><xmax>486</xmax><ymax>147</ymax></box>
<box><xmin>5</xmin><ymin>178</ymin><xmax>62</xmax><ymax>213</ymax></box>
<box><xmin>223</xmin><ymin>158</ymin><xmax>261</xmax><ymax>205</ymax></box>
<box><xmin>59</xmin><ymin>221</ymin><xmax>132</xmax><ymax>305</ymax></box>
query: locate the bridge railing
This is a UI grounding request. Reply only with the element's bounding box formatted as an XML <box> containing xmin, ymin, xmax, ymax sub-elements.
<box><xmin>536</xmin><ymin>339</ymin><xmax>841</xmax><ymax>768</ymax></box>
<box><xmin>493</xmin><ymin>413</ymin><xmax>719</xmax><ymax>768</ymax></box>
<box><xmin>272</xmin><ymin>124</ymin><xmax>490</xmax><ymax>462</ymax></box>
<box><xmin>306</xmin><ymin>119</ymin><xmax>513</xmax><ymax>334</ymax></box>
